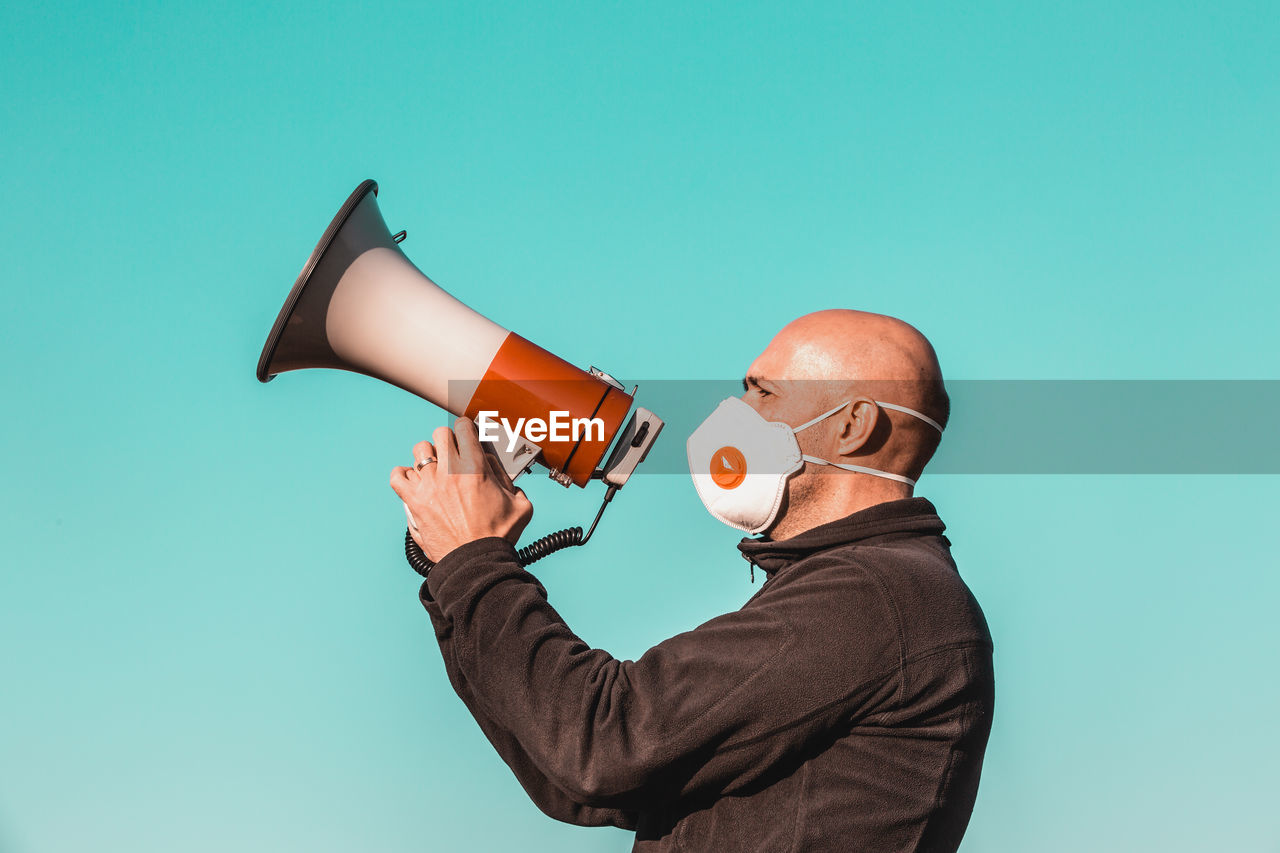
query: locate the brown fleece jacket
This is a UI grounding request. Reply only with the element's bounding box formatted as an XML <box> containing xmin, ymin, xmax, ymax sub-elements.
<box><xmin>419</xmin><ymin>497</ymin><xmax>994</xmax><ymax>852</ymax></box>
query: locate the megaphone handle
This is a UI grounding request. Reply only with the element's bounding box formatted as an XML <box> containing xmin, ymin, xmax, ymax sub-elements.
<box><xmin>403</xmin><ymin>486</ymin><xmax>617</xmax><ymax>578</ymax></box>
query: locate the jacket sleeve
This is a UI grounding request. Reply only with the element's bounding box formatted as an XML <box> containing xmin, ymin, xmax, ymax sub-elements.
<box><xmin>420</xmin><ymin>537</ymin><xmax>901</xmax><ymax>809</ymax></box>
<box><xmin>420</xmin><ymin>589</ymin><xmax>638</xmax><ymax>829</ymax></box>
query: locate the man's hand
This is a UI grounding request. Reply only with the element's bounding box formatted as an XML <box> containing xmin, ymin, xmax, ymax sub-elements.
<box><xmin>390</xmin><ymin>417</ymin><xmax>534</xmax><ymax>563</ymax></box>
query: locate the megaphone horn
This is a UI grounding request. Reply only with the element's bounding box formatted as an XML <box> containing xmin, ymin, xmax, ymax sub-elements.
<box><xmin>257</xmin><ymin>180</ymin><xmax>661</xmax><ymax>489</ymax></box>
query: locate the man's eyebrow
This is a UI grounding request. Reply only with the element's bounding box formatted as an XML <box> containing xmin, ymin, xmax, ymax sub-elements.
<box><xmin>744</xmin><ymin>375</ymin><xmax>780</xmax><ymax>394</ymax></box>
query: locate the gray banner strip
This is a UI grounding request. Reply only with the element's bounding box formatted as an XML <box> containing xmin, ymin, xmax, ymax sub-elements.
<box><xmin>619</xmin><ymin>380</ymin><xmax>1280</xmax><ymax>475</ymax></box>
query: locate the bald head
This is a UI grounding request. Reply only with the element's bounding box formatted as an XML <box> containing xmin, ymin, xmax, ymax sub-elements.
<box><xmin>749</xmin><ymin>309</ymin><xmax>948</xmax><ymax>429</ymax></box>
<box><xmin>741</xmin><ymin>310</ymin><xmax>948</xmax><ymax>537</ymax></box>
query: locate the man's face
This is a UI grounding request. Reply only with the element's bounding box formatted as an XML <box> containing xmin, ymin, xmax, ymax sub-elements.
<box><xmin>736</xmin><ymin>346</ymin><xmax>841</xmax><ymax>536</ymax></box>
<box><xmin>740</xmin><ymin>338</ymin><xmax>841</xmax><ymax>432</ymax></box>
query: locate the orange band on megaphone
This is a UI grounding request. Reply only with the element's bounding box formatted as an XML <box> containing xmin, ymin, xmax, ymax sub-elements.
<box><xmin>465</xmin><ymin>333</ymin><xmax>631</xmax><ymax>487</ymax></box>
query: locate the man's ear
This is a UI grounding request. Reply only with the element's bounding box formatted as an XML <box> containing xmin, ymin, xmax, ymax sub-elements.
<box><xmin>834</xmin><ymin>397</ymin><xmax>881</xmax><ymax>456</ymax></box>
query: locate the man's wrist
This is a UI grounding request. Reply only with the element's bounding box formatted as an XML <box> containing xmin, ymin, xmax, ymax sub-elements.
<box><xmin>420</xmin><ymin>536</ymin><xmax>520</xmax><ymax>604</ymax></box>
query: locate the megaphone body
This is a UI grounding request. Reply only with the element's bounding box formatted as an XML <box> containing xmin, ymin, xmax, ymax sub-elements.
<box><xmin>257</xmin><ymin>180</ymin><xmax>661</xmax><ymax>488</ymax></box>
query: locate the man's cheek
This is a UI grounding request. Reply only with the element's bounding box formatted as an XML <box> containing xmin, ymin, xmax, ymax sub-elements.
<box><xmin>740</xmin><ymin>395</ymin><xmax>771</xmax><ymax>418</ymax></box>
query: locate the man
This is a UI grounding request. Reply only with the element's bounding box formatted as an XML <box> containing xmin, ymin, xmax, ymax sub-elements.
<box><xmin>390</xmin><ymin>310</ymin><xmax>994</xmax><ymax>851</ymax></box>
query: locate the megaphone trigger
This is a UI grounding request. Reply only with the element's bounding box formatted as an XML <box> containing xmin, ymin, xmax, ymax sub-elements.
<box><xmin>483</xmin><ymin>420</ymin><xmax>541</xmax><ymax>482</ymax></box>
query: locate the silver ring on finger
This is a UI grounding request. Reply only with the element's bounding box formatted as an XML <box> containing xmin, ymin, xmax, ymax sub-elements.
<box><xmin>415</xmin><ymin>457</ymin><xmax>438</xmax><ymax>471</ymax></box>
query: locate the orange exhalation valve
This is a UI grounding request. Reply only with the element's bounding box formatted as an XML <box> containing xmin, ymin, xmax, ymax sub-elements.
<box><xmin>710</xmin><ymin>446</ymin><xmax>748</xmax><ymax>490</ymax></box>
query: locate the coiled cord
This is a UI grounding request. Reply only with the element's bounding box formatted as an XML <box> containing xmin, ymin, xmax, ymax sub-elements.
<box><xmin>404</xmin><ymin>486</ymin><xmax>617</xmax><ymax>578</ymax></box>
<box><xmin>516</xmin><ymin>526</ymin><xmax>585</xmax><ymax>565</ymax></box>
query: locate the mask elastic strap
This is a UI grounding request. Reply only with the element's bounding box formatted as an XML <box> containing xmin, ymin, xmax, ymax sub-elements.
<box><xmin>801</xmin><ymin>455</ymin><xmax>918</xmax><ymax>486</ymax></box>
<box><xmin>792</xmin><ymin>400</ymin><xmax>853</xmax><ymax>433</ymax></box>
<box><xmin>875</xmin><ymin>400</ymin><xmax>944</xmax><ymax>434</ymax></box>
<box><xmin>792</xmin><ymin>400</ymin><xmax>943</xmax><ymax>435</ymax></box>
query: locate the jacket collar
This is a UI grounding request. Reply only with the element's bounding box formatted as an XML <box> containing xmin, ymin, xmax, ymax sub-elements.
<box><xmin>736</xmin><ymin>497</ymin><xmax>946</xmax><ymax>579</ymax></box>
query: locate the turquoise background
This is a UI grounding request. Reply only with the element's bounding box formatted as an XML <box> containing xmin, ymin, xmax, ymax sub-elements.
<box><xmin>2</xmin><ymin>2</ymin><xmax>1277</xmax><ymax>850</ymax></box>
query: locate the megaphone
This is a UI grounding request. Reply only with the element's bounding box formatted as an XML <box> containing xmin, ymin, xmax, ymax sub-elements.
<box><xmin>257</xmin><ymin>180</ymin><xmax>663</xmax><ymax>566</ymax></box>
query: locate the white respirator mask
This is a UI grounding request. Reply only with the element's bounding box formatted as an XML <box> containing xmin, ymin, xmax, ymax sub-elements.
<box><xmin>686</xmin><ymin>396</ymin><xmax>944</xmax><ymax>535</ymax></box>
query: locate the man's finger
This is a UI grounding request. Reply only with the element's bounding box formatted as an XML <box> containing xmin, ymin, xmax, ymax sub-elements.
<box><xmin>412</xmin><ymin>440</ymin><xmax>437</xmax><ymax>467</ymax></box>
<box><xmin>482</xmin><ymin>446</ymin><xmax>519</xmax><ymax>493</ymax></box>
<box><xmin>453</xmin><ymin>417</ymin><xmax>486</xmax><ymax>474</ymax></box>
<box><xmin>432</xmin><ymin>425</ymin><xmax>458</xmax><ymax>475</ymax></box>
<box><xmin>389</xmin><ymin>467</ymin><xmax>413</xmax><ymax>499</ymax></box>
